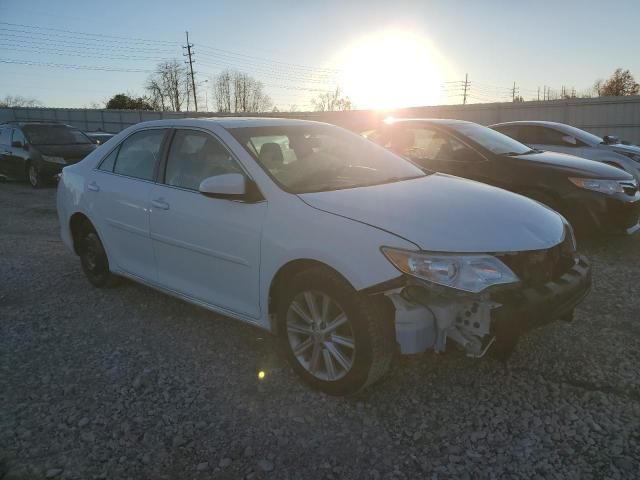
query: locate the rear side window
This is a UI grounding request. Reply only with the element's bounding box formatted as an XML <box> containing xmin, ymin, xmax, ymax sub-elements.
<box><xmin>98</xmin><ymin>146</ymin><xmax>119</xmax><ymax>172</ymax></box>
<box><xmin>164</xmin><ymin>129</ymin><xmax>242</xmax><ymax>191</ymax></box>
<box><xmin>0</xmin><ymin>127</ymin><xmax>11</xmax><ymax>146</ymax></box>
<box><xmin>12</xmin><ymin>128</ymin><xmax>26</xmax><ymax>145</ymax></box>
<box><xmin>113</xmin><ymin>129</ymin><xmax>166</xmax><ymax>181</ymax></box>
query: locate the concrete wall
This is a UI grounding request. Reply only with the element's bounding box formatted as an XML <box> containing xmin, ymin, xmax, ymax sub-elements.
<box><xmin>2</xmin><ymin>95</ymin><xmax>639</xmax><ymax>144</ymax></box>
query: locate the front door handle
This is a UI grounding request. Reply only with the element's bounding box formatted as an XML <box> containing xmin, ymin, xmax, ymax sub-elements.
<box><xmin>87</xmin><ymin>181</ymin><xmax>100</xmax><ymax>192</ymax></box>
<box><xmin>151</xmin><ymin>198</ymin><xmax>170</xmax><ymax>210</ymax></box>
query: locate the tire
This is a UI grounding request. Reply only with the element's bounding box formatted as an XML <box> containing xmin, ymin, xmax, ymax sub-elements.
<box><xmin>77</xmin><ymin>222</ymin><xmax>119</xmax><ymax>288</ymax></box>
<box><xmin>276</xmin><ymin>267</ymin><xmax>394</xmax><ymax>396</ymax></box>
<box><xmin>27</xmin><ymin>162</ymin><xmax>46</xmax><ymax>189</ymax></box>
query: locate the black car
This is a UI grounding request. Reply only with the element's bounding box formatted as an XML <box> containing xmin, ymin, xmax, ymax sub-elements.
<box><xmin>365</xmin><ymin>119</ymin><xmax>640</xmax><ymax>235</ymax></box>
<box><xmin>84</xmin><ymin>131</ymin><xmax>115</xmax><ymax>145</ymax></box>
<box><xmin>0</xmin><ymin>122</ymin><xmax>96</xmax><ymax>187</ymax></box>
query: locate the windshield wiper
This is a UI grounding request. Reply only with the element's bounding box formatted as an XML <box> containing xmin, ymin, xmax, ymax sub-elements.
<box><xmin>502</xmin><ymin>150</ymin><xmax>535</xmax><ymax>156</ymax></box>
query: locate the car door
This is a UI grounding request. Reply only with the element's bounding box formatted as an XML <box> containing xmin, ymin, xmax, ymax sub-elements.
<box><xmin>390</xmin><ymin>125</ymin><xmax>489</xmax><ymax>182</ymax></box>
<box><xmin>9</xmin><ymin>128</ymin><xmax>30</xmax><ymax>177</ymax></box>
<box><xmin>149</xmin><ymin>128</ymin><xmax>266</xmax><ymax>319</ymax></box>
<box><xmin>0</xmin><ymin>127</ymin><xmax>12</xmax><ymax>177</ymax></box>
<box><xmin>87</xmin><ymin>128</ymin><xmax>168</xmax><ymax>282</ymax></box>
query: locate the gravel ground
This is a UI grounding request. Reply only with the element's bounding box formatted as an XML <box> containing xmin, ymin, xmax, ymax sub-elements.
<box><xmin>1</xmin><ymin>181</ymin><xmax>639</xmax><ymax>480</ymax></box>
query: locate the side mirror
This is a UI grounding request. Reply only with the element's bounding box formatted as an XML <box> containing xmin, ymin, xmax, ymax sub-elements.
<box><xmin>603</xmin><ymin>135</ymin><xmax>619</xmax><ymax>145</ymax></box>
<box><xmin>199</xmin><ymin>173</ymin><xmax>263</xmax><ymax>202</ymax></box>
<box><xmin>11</xmin><ymin>140</ymin><xmax>25</xmax><ymax>149</ymax></box>
<box><xmin>561</xmin><ymin>135</ymin><xmax>577</xmax><ymax>146</ymax></box>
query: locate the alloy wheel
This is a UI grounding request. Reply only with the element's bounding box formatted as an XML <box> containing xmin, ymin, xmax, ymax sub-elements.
<box><xmin>286</xmin><ymin>290</ymin><xmax>356</xmax><ymax>381</ymax></box>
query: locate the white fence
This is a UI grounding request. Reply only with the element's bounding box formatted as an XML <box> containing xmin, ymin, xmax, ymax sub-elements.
<box><xmin>2</xmin><ymin>95</ymin><xmax>639</xmax><ymax>144</ymax></box>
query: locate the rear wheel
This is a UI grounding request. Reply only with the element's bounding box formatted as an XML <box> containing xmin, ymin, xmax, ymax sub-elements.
<box><xmin>27</xmin><ymin>162</ymin><xmax>46</xmax><ymax>188</ymax></box>
<box><xmin>78</xmin><ymin>223</ymin><xmax>119</xmax><ymax>288</ymax></box>
<box><xmin>277</xmin><ymin>268</ymin><xmax>393</xmax><ymax>396</ymax></box>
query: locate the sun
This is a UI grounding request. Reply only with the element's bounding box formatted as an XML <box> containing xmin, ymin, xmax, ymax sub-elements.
<box><xmin>334</xmin><ymin>30</ymin><xmax>446</xmax><ymax>110</ymax></box>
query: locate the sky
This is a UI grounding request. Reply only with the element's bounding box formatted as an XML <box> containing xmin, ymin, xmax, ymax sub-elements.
<box><xmin>0</xmin><ymin>0</ymin><xmax>639</xmax><ymax>110</ymax></box>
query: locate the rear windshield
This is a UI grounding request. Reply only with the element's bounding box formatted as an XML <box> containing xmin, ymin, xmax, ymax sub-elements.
<box><xmin>22</xmin><ymin>125</ymin><xmax>92</xmax><ymax>145</ymax></box>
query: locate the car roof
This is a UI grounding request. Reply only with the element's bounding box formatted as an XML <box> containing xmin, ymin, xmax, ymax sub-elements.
<box><xmin>490</xmin><ymin>120</ymin><xmax>565</xmax><ymax>128</ymax></box>
<box><xmin>385</xmin><ymin>118</ymin><xmax>474</xmax><ymax>126</ymax></box>
<box><xmin>129</xmin><ymin>117</ymin><xmax>332</xmax><ymax>130</ymax></box>
<box><xmin>1</xmin><ymin>121</ymin><xmax>70</xmax><ymax>127</ymax></box>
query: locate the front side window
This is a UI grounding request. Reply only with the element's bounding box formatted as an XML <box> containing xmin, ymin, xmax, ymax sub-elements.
<box><xmin>389</xmin><ymin>127</ymin><xmax>472</xmax><ymax>163</ymax></box>
<box><xmin>22</xmin><ymin>125</ymin><xmax>92</xmax><ymax>145</ymax></box>
<box><xmin>113</xmin><ymin>129</ymin><xmax>166</xmax><ymax>181</ymax></box>
<box><xmin>164</xmin><ymin>130</ymin><xmax>242</xmax><ymax>191</ymax></box>
<box><xmin>228</xmin><ymin>124</ymin><xmax>424</xmax><ymax>194</ymax></box>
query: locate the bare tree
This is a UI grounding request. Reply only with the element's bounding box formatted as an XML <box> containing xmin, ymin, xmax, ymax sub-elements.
<box><xmin>212</xmin><ymin>70</ymin><xmax>272</xmax><ymax>113</ymax></box>
<box><xmin>0</xmin><ymin>95</ymin><xmax>42</xmax><ymax>108</ymax></box>
<box><xmin>145</xmin><ymin>59</ymin><xmax>189</xmax><ymax>111</ymax></box>
<box><xmin>594</xmin><ymin>69</ymin><xmax>640</xmax><ymax>97</ymax></box>
<box><xmin>311</xmin><ymin>87</ymin><xmax>352</xmax><ymax>112</ymax></box>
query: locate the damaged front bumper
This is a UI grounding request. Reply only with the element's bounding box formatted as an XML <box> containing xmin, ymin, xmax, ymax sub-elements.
<box><xmin>374</xmin><ymin>255</ymin><xmax>591</xmax><ymax>358</ymax></box>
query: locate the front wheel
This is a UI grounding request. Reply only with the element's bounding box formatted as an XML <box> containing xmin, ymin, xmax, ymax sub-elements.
<box><xmin>277</xmin><ymin>268</ymin><xmax>394</xmax><ymax>396</ymax></box>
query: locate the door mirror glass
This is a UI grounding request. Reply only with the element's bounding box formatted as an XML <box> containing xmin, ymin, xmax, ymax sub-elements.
<box><xmin>11</xmin><ymin>140</ymin><xmax>25</xmax><ymax>149</ymax></box>
<box><xmin>561</xmin><ymin>135</ymin><xmax>577</xmax><ymax>146</ymax></box>
<box><xmin>199</xmin><ymin>173</ymin><xmax>247</xmax><ymax>198</ymax></box>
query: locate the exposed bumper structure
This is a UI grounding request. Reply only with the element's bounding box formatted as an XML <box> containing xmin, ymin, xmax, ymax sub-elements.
<box><xmin>379</xmin><ymin>255</ymin><xmax>591</xmax><ymax>357</ymax></box>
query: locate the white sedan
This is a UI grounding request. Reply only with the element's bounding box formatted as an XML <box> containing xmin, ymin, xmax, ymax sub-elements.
<box><xmin>57</xmin><ymin>118</ymin><xmax>591</xmax><ymax>395</ymax></box>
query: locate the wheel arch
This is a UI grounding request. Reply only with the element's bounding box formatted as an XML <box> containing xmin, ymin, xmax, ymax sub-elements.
<box><xmin>266</xmin><ymin>258</ymin><xmax>395</xmax><ymax>334</ymax></box>
<box><xmin>69</xmin><ymin>211</ymin><xmax>93</xmax><ymax>254</ymax></box>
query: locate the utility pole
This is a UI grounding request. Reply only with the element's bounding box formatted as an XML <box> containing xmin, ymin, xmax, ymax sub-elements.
<box><xmin>183</xmin><ymin>31</ymin><xmax>198</xmax><ymax>112</ymax></box>
<box><xmin>537</xmin><ymin>86</ymin><xmax>540</xmax><ymax>102</ymax></box>
<box><xmin>511</xmin><ymin>81</ymin><xmax>516</xmax><ymax>102</ymax></box>
<box><xmin>462</xmin><ymin>73</ymin><xmax>469</xmax><ymax>105</ymax></box>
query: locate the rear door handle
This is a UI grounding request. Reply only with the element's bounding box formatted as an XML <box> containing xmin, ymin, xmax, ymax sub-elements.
<box><xmin>87</xmin><ymin>181</ymin><xmax>100</xmax><ymax>192</ymax></box>
<box><xmin>151</xmin><ymin>198</ymin><xmax>170</xmax><ymax>210</ymax></box>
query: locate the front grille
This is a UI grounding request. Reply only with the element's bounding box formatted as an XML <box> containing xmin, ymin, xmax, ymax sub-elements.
<box><xmin>497</xmin><ymin>231</ymin><xmax>576</xmax><ymax>288</ymax></box>
<box><xmin>620</xmin><ymin>180</ymin><xmax>639</xmax><ymax>197</ymax></box>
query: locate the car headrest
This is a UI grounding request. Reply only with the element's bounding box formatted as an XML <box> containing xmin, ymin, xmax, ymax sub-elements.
<box><xmin>259</xmin><ymin>142</ymin><xmax>284</xmax><ymax>169</ymax></box>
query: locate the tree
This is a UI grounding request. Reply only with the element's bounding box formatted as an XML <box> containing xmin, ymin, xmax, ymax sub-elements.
<box><xmin>145</xmin><ymin>59</ymin><xmax>189</xmax><ymax>111</ymax></box>
<box><xmin>311</xmin><ymin>87</ymin><xmax>352</xmax><ymax>112</ymax></box>
<box><xmin>212</xmin><ymin>70</ymin><xmax>272</xmax><ymax>113</ymax></box>
<box><xmin>0</xmin><ymin>95</ymin><xmax>42</xmax><ymax>108</ymax></box>
<box><xmin>594</xmin><ymin>69</ymin><xmax>639</xmax><ymax>97</ymax></box>
<box><xmin>105</xmin><ymin>93</ymin><xmax>153</xmax><ymax>110</ymax></box>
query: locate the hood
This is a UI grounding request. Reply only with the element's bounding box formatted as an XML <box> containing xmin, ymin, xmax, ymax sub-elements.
<box><xmin>33</xmin><ymin>143</ymin><xmax>96</xmax><ymax>160</ymax></box>
<box><xmin>513</xmin><ymin>151</ymin><xmax>632</xmax><ymax>179</ymax></box>
<box><xmin>299</xmin><ymin>174</ymin><xmax>565</xmax><ymax>253</ymax></box>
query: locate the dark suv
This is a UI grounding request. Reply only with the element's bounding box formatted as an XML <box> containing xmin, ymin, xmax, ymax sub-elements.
<box><xmin>0</xmin><ymin>122</ymin><xmax>96</xmax><ymax>187</ymax></box>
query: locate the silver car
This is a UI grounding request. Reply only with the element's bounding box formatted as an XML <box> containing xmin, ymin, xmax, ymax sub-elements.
<box><xmin>490</xmin><ymin>121</ymin><xmax>640</xmax><ymax>181</ymax></box>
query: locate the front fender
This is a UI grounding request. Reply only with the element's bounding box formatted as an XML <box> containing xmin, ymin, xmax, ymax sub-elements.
<box><xmin>258</xmin><ymin>198</ymin><xmax>418</xmax><ymax>331</ymax></box>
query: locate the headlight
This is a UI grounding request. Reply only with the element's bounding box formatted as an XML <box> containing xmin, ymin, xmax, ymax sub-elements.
<box><xmin>568</xmin><ymin>177</ymin><xmax>624</xmax><ymax>195</ymax></box>
<box><xmin>42</xmin><ymin>155</ymin><xmax>66</xmax><ymax>165</ymax></box>
<box><xmin>381</xmin><ymin>248</ymin><xmax>519</xmax><ymax>293</ymax></box>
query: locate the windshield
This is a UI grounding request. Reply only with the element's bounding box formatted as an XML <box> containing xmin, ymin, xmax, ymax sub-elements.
<box><xmin>22</xmin><ymin>125</ymin><xmax>92</xmax><ymax>145</ymax></box>
<box><xmin>449</xmin><ymin>123</ymin><xmax>532</xmax><ymax>155</ymax></box>
<box><xmin>228</xmin><ymin>124</ymin><xmax>425</xmax><ymax>194</ymax></box>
